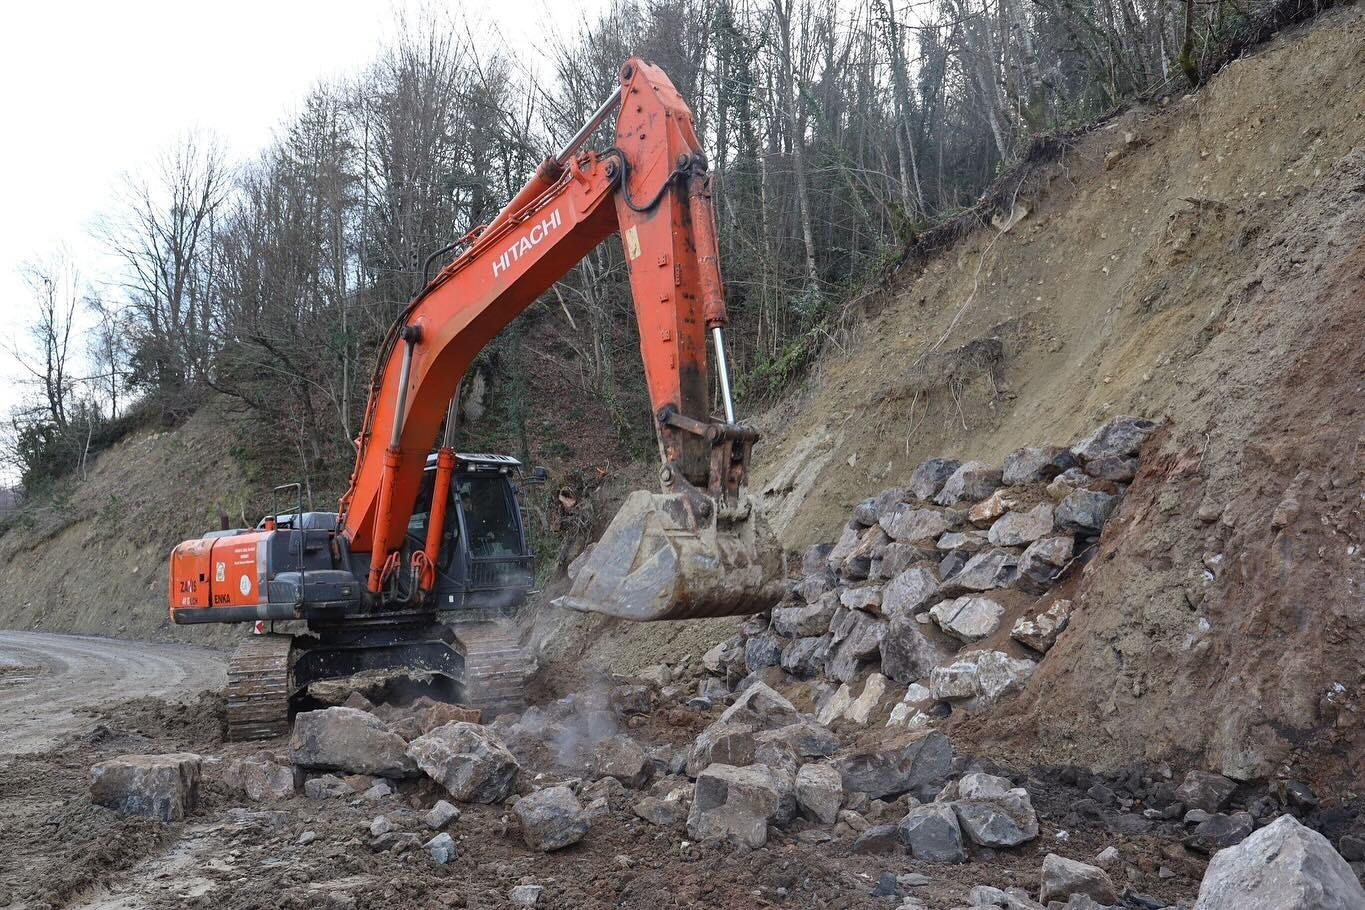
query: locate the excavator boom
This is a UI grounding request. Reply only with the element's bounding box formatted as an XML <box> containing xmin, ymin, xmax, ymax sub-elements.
<box><xmin>332</xmin><ymin>57</ymin><xmax>783</xmax><ymax>620</ymax></box>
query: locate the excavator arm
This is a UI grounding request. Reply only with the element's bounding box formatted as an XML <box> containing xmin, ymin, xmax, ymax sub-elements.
<box><xmin>339</xmin><ymin>58</ymin><xmax>784</xmax><ymax>620</ymax></box>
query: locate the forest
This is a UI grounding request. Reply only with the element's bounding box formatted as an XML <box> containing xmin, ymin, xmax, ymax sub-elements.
<box><xmin>4</xmin><ymin>0</ymin><xmax>1290</xmax><ymax>500</ymax></box>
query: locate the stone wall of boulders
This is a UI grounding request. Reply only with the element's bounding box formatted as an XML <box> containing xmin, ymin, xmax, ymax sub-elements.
<box><xmin>701</xmin><ymin>416</ymin><xmax>1158</xmax><ymax>731</ymax></box>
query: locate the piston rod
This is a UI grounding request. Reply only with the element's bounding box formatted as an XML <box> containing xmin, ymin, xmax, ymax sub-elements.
<box><xmin>712</xmin><ymin>326</ymin><xmax>736</xmax><ymax>425</ymax></box>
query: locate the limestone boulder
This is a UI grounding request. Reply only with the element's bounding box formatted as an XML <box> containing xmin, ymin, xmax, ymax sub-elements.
<box><xmin>1017</xmin><ymin>537</ymin><xmax>1075</xmax><ymax>593</ymax></box>
<box><xmin>1071</xmin><ymin>416</ymin><xmax>1156</xmax><ymax>463</ymax></box>
<box><xmin>406</xmin><ymin>722</ymin><xmax>520</xmax><ymax>803</ymax></box>
<box><xmin>897</xmin><ymin>803</ymin><xmax>966</xmax><ymax>863</ymax></box>
<box><xmin>1039</xmin><ymin>853</ymin><xmax>1118</xmax><ymax>905</ymax></box>
<box><xmin>881</xmin><ymin>567</ymin><xmax>940</xmax><ymax>619</ymax></box>
<box><xmin>881</xmin><ymin>614</ymin><xmax>951</xmax><ymax>684</ymax></box>
<box><xmin>1193</xmin><ymin>815</ymin><xmax>1365</xmax><ymax>910</ymax></box>
<box><xmin>908</xmin><ymin>458</ymin><xmax>961</xmax><ymax>501</ymax></box>
<box><xmin>1002</xmin><ymin>446</ymin><xmax>1075</xmax><ymax>485</ymax></box>
<box><xmin>90</xmin><ymin>753</ymin><xmax>201</xmax><ymax>822</ymax></box>
<box><xmin>1011</xmin><ymin>600</ymin><xmax>1072</xmax><ymax>653</ymax></box>
<box><xmin>930</xmin><ymin>596</ymin><xmax>1005</xmax><ymax>642</ymax></box>
<box><xmin>514</xmin><ymin>785</ymin><xmax>590</xmax><ymax>851</ymax></box>
<box><xmin>591</xmin><ymin>734</ymin><xmax>651</xmax><ymax>788</ymax></box>
<box><xmin>795</xmin><ymin>762</ymin><xmax>844</xmax><ymax>824</ymax></box>
<box><xmin>881</xmin><ymin>505</ymin><xmax>952</xmax><ymax>543</ymax></box>
<box><xmin>1055</xmin><ymin>490</ymin><xmax>1119</xmax><ymax>534</ymax></box>
<box><xmin>938</xmin><ymin>549</ymin><xmax>1019</xmax><ymax>596</ymax></box>
<box><xmin>835</xmin><ymin>730</ymin><xmax>952</xmax><ymax>801</ymax></box>
<box><xmin>686</xmin><ymin>763</ymin><xmax>796</xmax><ymax>848</ymax></box>
<box><xmin>289</xmin><ymin>707</ymin><xmax>416</xmax><ymax>778</ymax></box>
<box><xmin>988</xmin><ymin>503</ymin><xmax>1055</xmax><ymax>547</ymax></box>
<box><xmin>935</xmin><ymin>461</ymin><xmax>1002</xmax><ymax>506</ymax></box>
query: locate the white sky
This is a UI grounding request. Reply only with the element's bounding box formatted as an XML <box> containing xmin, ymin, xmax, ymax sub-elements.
<box><xmin>0</xmin><ymin>0</ymin><xmax>599</xmax><ymax>481</ymax></box>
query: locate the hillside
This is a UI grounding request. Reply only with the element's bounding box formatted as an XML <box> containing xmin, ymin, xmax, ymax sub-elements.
<box><xmin>0</xmin><ymin>0</ymin><xmax>1360</xmax><ymax>780</ymax></box>
<box><xmin>747</xmin><ymin>5</ymin><xmax>1365</xmax><ymax>786</ymax></box>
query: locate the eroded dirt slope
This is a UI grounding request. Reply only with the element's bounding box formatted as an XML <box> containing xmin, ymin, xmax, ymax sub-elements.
<box><xmin>751</xmin><ymin>7</ymin><xmax>1364</xmax><ymax>786</ymax></box>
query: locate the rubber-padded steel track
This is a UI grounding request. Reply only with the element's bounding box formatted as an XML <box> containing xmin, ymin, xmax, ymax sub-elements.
<box><xmin>226</xmin><ymin>633</ymin><xmax>294</xmax><ymax>741</ymax></box>
<box><xmin>455</xmin><ymin>622</ymin><xmax>532</xmax><ymax>721</ymax></box>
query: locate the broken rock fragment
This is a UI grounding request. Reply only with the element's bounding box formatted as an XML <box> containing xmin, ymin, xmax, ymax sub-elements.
<box><xmin>880</xmin><ymin>614</ymin><xmax>951</xmax><ymax>684</ymax></box>
<box><xmin>406</xmin><ymin>722</ymin><xmax>520</xmax><ymax>803</ymax></box>
<box><xmin>1055</xmin><ymin>490</ymin><xmax>1119</xmax><ymax>534</ymax></box>
<box><xmin>835</xmin><ymin>730</ymin><xmax>952</xmax><ymax>801</ymax></box>
<box><xmin>938</xmin><ymin>548</ymin><xmax>1019</xmax><ymax>596</ymax></box>
<box><xmin>953</xmin><ymin>773</ymin><xmax>1039</xmax><ymax>848</ymax></box>
<box><xmin>1017</xmin><ymin>537</ymin><xmax>1075</xmax><ymax>593</ymax></box>
<box><xmin>290</xmin><ymin>707</ymin><xmax>417</xmax><ymax>778</ymax></box>
<box><xmin>1175</xmin><ymin>770</ymin><xmax>1238</xmax><ymax>813</ymax></box>
<box><xmin>795</xmin><ymin>761</ymin><xmax>844</xmax><ymax>824</ymax></box>
<box><xmin>515</xmin><ymin>785</ymin><xmax>590</xmax><ymax>851</ymax></box>
<box><xmin>881</xmin><ymin>505</ymin><xmax>952</xmax><ymax>543</ymax></box>
<box><xmin>935</xmin><ymin>461</ymin><xmax>1002</xmax><ymax>506</ymax></box>
<box><xmin>897</xmin><ymin>803</ymin><xmax>967</xmax><ymax>863</ymax></box>
<box><xmin>930</xmin><ymin>651</ymin><xmax>1036</xmax><ymax>705</ymax></box>
<box><xmin>880</xmin><ymin>567</ymin><xmax>940</xmax><ymax>619</ymax></box>
<box><xmin>930</xmin><ymin>596</ymin><xmax>1006</xmax><ymax>642</ymax></box>
<box><xmin>591</xmin><ymin>734</ymin><xmax>651</xmax><ymax>788</ymax></box>
<box><xmin>909</xmin><ymin>458</ymin><xmax>961</xmax><ymax>501</ymax></box>
<box><xmin>686</xmin><ymin>763</ymin><xmax>796</xmax><ymax>848</ymax></box>
<box><xmin>1039</xmin><ymin>853</ymin><xmax>1118</xmax><ymax>905</ymax></box>
<box><xmin>90</xmin><ymin>753</ymin><xmax>202</xmax><ymax>822</ymax></box>
<box><xmin>1193</xmin><ymin>814</ymin><xmax>1365</xmax><ymax>910</ymax></box>
<box><xmin>1011</xmin><ymin>600</ymin><xmax>1072</xmax><ymax>653</ymax></box>
<box><xmin>1071</xmin><ymin>415</ymin><xmax>1156</xmax><ymax>464</ymax></box>
<box><xmin>1002</xmin><ymin>446</ymin><xmax>1075</xmax><ymax>485</ymax></box>
<box><xmin>988</xmin><ymin>503</ymin><xmax>1055</xmax><ymax>547</ymax></box>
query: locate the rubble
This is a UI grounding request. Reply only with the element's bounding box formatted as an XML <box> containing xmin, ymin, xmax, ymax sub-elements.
<box><xmin>1039</xmin><ymin>853</ymin><xmax>1118</xmax><ymax>905</ymax></box>
<box><xmin>1011</xmin><ymin>600</ymin><xmax>1071</xmax><ymax>653</ymax></box>
<box><xmin>929</xmin><ymin>596</ymin><xmax>1005</xmax><ymax>642</ymax></box>
<box><xmin>90</xmin><ymin>753</ymin><xmax>202</xmax><ymax>822</ymax></box>
<box><xmin>898</xmin><ymin>803</ymin><xmax>967</xmax><ymax>863</ymax></box>
<box><xmin>591</xmin><ymin>733</ymin><xmax>650</xmax><ymax>788</ymax></box>
<box><xmin>843</xmin><ymin>672</ymin><xmax>889</xmax><ymax>724</ymax></box>
<box><xmin>424</xmin><ymin>799</ymin><xmax>461</xmax><ymax>829</ymax></box>
<box><xmin>953</xmin><ymin>773</ymin><xmax>1039</xmax><ymax>847</ymax></box>
<box><xmin>686</xmin><ymin>763</ymin><xmax>796</xmax><ymax>848</ymax></box>
<box><xmin>223</xmin><ymin>753</ymin><xmax>298</xmax><ymax>801</ymax></box>
<box><xmin>930</xmin><ymin>650</ymin><xmax>1037</xmax><ymax>705</ymax></box>
<box><xmin>514</xmin><ymin>785</ymin><xmax>590</xmax><ymax>851</ymax></box>
<box><xmin>1071</xmin><ymin>415</ymin><xmax>1156</xmax><ymax>464</ymax></box>
<box><xmin>835</xmin><ymin>731</ymin><xmax>952</xmax><ymax>801</ymax></box>
<box><xmin>1193</xmin><ymin>815</ymin><xmax>1365</xmax><ymax>909</ymax></box>
<box><xmin>406</xmin><ymin>722</ymin><xmax>520</xmax><ymax>803</ymax></box>
<box><xmin>290</xmin><ymin>707</ymin><xmax>416</xmax><ymax>778</ymax></box>
<box><xmin>1174</xmin><ymin>770</ymin><xmax>1238</xmax><ymax>813</ymax></box>
<box><xmin>424</xmin><ymin>832</ymin><xmax>457</xmax><ymax>864</ymax></box>
<box><xmin>633</xmin><ymin>793</ymin><xmax>689</xmax><ymax>827</ymax></box>
<box><xmin>939</xmin><ymin>548</ymin><xmax>1019</xmax><ymax>594</ymax></box>
<box><xmin>987</xmin><ymin>503</ymin><xmax>1055</xmax><ymax>547</ymax></box>
<box><xmin>909</xmin><ymin>458</ymin><xmax>961</xmax><ymax>500</ymax></box>
<box><xmin>794</xmin><ymin>762</ymin><xmax>844</xmax><ymax>823</ymax></box>
<box><xmin>509</xmin><ymin>884</ymin><xmax>545</xmax><ymax>907</ymax></box>
<box><xmin>935</xmin><ymin>460</ymin><xmax>1003</xmax><ymax>506</ymax></box>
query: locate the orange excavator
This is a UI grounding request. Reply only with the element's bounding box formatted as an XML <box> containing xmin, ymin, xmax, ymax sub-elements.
<box><xmin>167</xmin><ymin>58</ymin><xmax>786</xmax><ymax>739</ymax></box>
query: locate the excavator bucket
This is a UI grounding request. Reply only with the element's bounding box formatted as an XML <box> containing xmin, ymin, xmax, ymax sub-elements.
<box><xmin>553</xmin><ymin>490</ymin><xmax>786</xmax><ymax>621</ymax></box>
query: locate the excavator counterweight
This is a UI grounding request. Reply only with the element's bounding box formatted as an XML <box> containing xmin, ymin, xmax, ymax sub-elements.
<box><xmin>167</xmin><ymin>56</ymin><xmax>785</xmax><ymax>740</ymax></box>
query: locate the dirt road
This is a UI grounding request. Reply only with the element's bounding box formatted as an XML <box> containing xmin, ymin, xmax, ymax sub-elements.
<box><xmin>0</xmin><ymin>631</ymin><xmax>225</xmax><ymax>756</ymax></box>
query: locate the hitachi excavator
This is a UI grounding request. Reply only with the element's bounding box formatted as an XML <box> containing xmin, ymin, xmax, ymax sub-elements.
<box><xmin>168</xmin><ymin>58</ymin><xmax>786</xmax><ymax>740</ymax></box>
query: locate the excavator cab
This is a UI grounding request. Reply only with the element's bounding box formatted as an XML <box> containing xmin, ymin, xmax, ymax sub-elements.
<box><xmin>405</xmin><ymin>453</ymin><xmax>536</xmax><ymax>616</ymax></box>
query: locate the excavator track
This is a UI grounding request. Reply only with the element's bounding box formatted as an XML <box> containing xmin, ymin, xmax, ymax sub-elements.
<box><xmin>225</xmin><ymin>633</ymin><xmax>294</xmax><ymax>742</ymax></box>
<box><xmin>455</xmin><ymin>622</ymin><xmax>533</xmax><ymax>721</ymax></box>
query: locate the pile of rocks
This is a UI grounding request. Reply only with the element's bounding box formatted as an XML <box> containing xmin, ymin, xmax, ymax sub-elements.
<box><xmin>702</xmin><ymin>416</ymin><xmax>1157</xmax><ymax>730</ymax></box>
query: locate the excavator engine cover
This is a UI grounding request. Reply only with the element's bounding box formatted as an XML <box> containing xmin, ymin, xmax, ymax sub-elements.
<box><xmin>554</xmin><ymin>490</ymin><xmax>785</xmax><ymax>621</ymax></box>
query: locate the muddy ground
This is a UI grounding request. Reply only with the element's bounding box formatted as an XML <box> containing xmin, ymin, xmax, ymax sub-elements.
<box><xmin>0</xmin><ymin>636</ymin><xmax>1208</xmax><ymax>910</ymax></box>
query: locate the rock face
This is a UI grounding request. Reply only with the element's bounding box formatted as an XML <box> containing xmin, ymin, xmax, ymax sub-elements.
<box><xmin>290</xmin><ymin>707</ymin><xmax>417</xmax><ymax>778</ymax></box>
<box><xmin>1193</xmin><ymin>815</ymin><xmax>1365</xmax><ymax>910</ymax></box>
<box><xmin>935</xmin><ymin>461</ymin><xmax>1003</xmax><ymax>506</ymax></box>
<box><xmin>406</xmin><ymin>722</ymin><xmax>520</xmax><ymax>803</ymax></box>
<box><xmin>897</xmin><ymin>803</ymin><xmax>966</xmax><ymax>863</ymax></box>
<box><xmin>909</xmin><ymin>458</ymin><xmax>961</xmax><ymax>501</ymax></box>
<box><xmin>687</xmin><ymin>763</ymin><xmax>796</xmax><ymax>848</ymax></box>
<box><xmin>795</xmin><ymin>762</ymin><xmax>844</xmax><ymax>824</ymax></box>
<box><xmin>835</xmin><ymin>731</ymin><xmax>952</xmax><ymax>800</ymax></box>
<box><xmin>90</xmin><ymin>753</ymin><xmax>202</xmax><ymax>822</ymax></box>
<box><xmin>930</xmin><ymin>596</ymin><xmax>1005</xmax><ymax>642</ymax></box>
<box><xmin>1039</xmin><ymin>853</ymin><xmax>1118</xmax><ymax>905</ymax></box>
<box><xmin>514</xmin><ymin>785</ymin><xmax>590</xmax><ymax>851</ymax></box>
